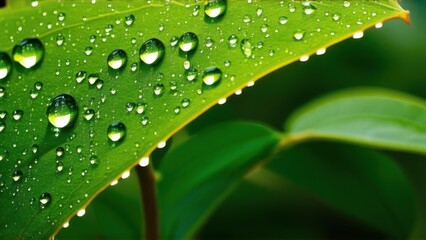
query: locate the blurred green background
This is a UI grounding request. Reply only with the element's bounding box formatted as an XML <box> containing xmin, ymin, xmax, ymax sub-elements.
<box><xmin>59</xmin><ymin>1</ymin><xmax>426</xmax><ymax>239</ymax></box>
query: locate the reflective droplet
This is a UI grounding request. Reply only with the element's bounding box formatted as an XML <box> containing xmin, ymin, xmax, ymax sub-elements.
<box><xmin>202</xmin><ymin>67</ymin><xmax>222</xmax><ymax>86</ymax></box>
<box><xmin>204</xmin><ymin>37</ymin><xmax>214</xmax><ymax>48</ymax></box>
<box><xmin>124</xmin><ymin>14</ymin><xmax>135</xmax><ymax>26</ymax></box>
<box><xmin>170</xmin><ymin>36</ymin><xmax>179</xmax><ymax>47</ymax></box>
<box><xmin>90</xmin><ymin>155</ymin><xmax>99</xmax><ymax>166</ymax></box>
<box><xmin>39</xmin><ymin>193</ymin><xmax>51</xmax><ymax>208</ymax></box>
<box><xmin>343</xmin><ymin>1</ymin><xmax>351</xmax><ymax>7</ymax></box>
<box><xmin>181</xmin><ymin>98</ymin><xmax>190</xmax><ymax>108</ymax></box>
<box><xmin>12</xmin><ymin>170</ymin><xmax>23</xmax><ymax>182</ymax></box>
<box><xmin>83</xmin><ymin>109</ymin><xmax>95</xmax><ymax>121</ymax></box>
<box><xmin>58</xmin><ymin>12</ymin><xmax>66</xmax><ymax>21</ymax></box>
<box><xmin>153</xmin><ymin>83</ymin><xmax>165</xmax><ymax>96</ymax></box>
<box><xmin>139</xmin><ymin>38</ymin><xmax>165</xmax><ymax>65</ymax></box>
<box><xmin>107</xmin><ymin>122</ymin><xmax>126</xmax><ymax>142</ymax></box>
<box><xmin>56</xmin><ymin>34</ymin><xmax>65</xmax><ymax>46</ymax></box>
<box><xmin>107</xmin><ymin>49</ymin><xmax>127</xmax><ymax>70</ymax></box>
<box><xmin>353</xmin><ymin>31</ymin><xmax>364</xmax><ymax>39</ymax></box>
<box><xmin>179</xmin><ymin>32</ymin><xmax>199</xmax><ymax>52</ymax></box>
<box><xmin>136</xmin><ymin>102</ymin><xmax>146</xmax><ymax>114</ymax></box>
<box><xmin>46</xmin><ymin>94</ymin><xmax>78</xmax><ymax>128</ymax></box>
<box><xmin>56</xmin><ymin>162</ymin><xmax>64</xmax><ymax>172</ymax></box>
<box><xmin>84</xmin><ymin>46</ymin><xmax>93</xmax><ymax>56</ymax></box>
<box><xmin>75</xmin><ymin>71</ymin><xmax>87</xmax><ymax>83</ymax></box>
<box><xmin>293</xmin><ymin>31</ymin><xmax>305</xmax><ymax>41</ymax></box>
<box><xmin>240</xmin><ymin>38</ymin><xmax>254</xmax><ymax>58</ymax></box>
<box><xmin>228</xmin><ymin>34</ymin><xmax>238</xmax><ymax>48</ymax></box>
<box><xmin>56</xmin><ymin>147</ymin><xmax>64</xmax><ymax>157</ymax></box>
<box><xmin>0</xmin><ymin>121</ymin><xmax>5</xmax><ymax>132</ymax></box>
<box><xmin>303</xmin><ymin>2</ymin><xmax>317</xmax><ymax>15</ymax></box>
<box><xmin>279</xmin><ymin>16</ymin><xmax>288</xmax><ymax>25</ymax></box>
<box><xmin>12</xmin><ymin>38</ymin><xmax>44</xmax><ymax>69</ymax></box>
<box><xmin>12</xmin><ymin>110</ymin><xmax>23</xmax><ymax>121</ymax></box>
<box><xmin>88</xmin><ymin>73</ymin><xmax>99</xmax><ymax>85</ymax></box>
<box><xmin>204</xmin><ymin>0</ymin><xmax>227</xmax><ymax>18</ymax></box>
<box><xmin>186</xmin><ymin>68</ymin><xmax>198</xmax><ymax>81</ymax></box>
<box><xmin>77</xmin><ymin>208</ymin><xmax>86</xmax><ymax>217</ymax></box>
<box><xmin>0</xmin><ymin>52</ymin><xmax>12</xmax><ymax>80</ymax></box>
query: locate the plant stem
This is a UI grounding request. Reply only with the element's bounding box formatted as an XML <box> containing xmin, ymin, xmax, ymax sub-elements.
<box><xmin>136</xmin><ymin>163</ymin><xmax>159</xmax><ymax>240</ymax></box>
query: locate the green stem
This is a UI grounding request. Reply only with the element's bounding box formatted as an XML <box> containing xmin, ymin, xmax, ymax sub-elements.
<box><xmin>136</xmin><ymin>163</ymin><xmax>159</xmax><ymax>240</ymax></box>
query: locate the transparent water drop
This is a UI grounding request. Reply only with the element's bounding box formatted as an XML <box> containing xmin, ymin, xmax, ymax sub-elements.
<box><xmin>204</xmin><ymin>37</ymin><xmax>214</xmax><ymax>48</ymax></box>
<box><xmin>12</xmin><ymin>38</ymin><xmax>44</xmax><ymax>69</ymax></box>
<box><xmin>139</xmin><ymin>38</ymin><xmax>165</xmax><ymax>65</ymax></box>
<box><xmin>332</xmin><ymin>13</ymin><xmax>341</xmax><ymax>21</ymax></box>
<box><xmin>0</xmin><ymin>87</ymin><xmax>5</xmax><ymax>98</ymax></box>
<box><xmin>303</xmin><ymin>2</ymin><xmax>317</xmax><ymax>15</ymax></box>
<box><xmin>240</xmin><ymin>38</ymin><xmax>254</xmax><ymax>58</ymax></box>
<box><xmin>0</xmin><ymin>52</ymin><xmax>12</xmax><ymax>80</ymax></box>
<box><xmin>56</xmin><ymin>147</ymin><xmax>64</xmax><ymax>157</ymax></box>
<box><xmin>107</xmin><ymin>122</ymin><xmax>126</xmax><ymax>142</ymax></box>
<box><xmin>58</xmin><ymin>12</ymin><xmax>66</xmax><ymax>21</ymax></box>
<box><xmin>179</xmin><ymin>32</ymin><xmax>199</xmax><ymax>52</ymax></box>
<box><xmin>90</xmin><ymin>155</ymin><xmax>99</xmax><ymax>166</ymax></box>
<box><xmin>202</xmin><ymin>67</ymin><xmax>222</xmax><ymax>86</ymax></box>
<box><xmin>83</xmin><ymin>109</ymin><xmax>95</xmax><ymax>121</ymax></box>
<box><xmin>186</xmin><ymin>68</ymin><xmax>198</xmax><ymax>81</ymax></box>
<box><xmin>39</xmin><ymin>193</ymin><xmax>51</xmax><ymax>208</ymax></box>
<box><xmin>293</xmin><ymin>31</ymin><xmax>305</xmax><ymax>41</ymax></box>
<box><xmin>84</xmin><ymin>46</ymin><xmax>93</xmax><ymax>56</ymax></box>
<box><xmin>126</xmin><ymin>102</ymin><xmax>135</xmax><ymax>112</ymax></box>
<box><xmin>107</xmin><ymin>49</ymin><xmax>127</xmax><ymax>70</ymax></box>
<box><xmin>181</xmin><ymin>98</ymin><xmax>190</xmax><ymax>108</ymax></box>
<box><xmin>192</xmin><ymin>5</ymin><xmax>200</xmax><ymax>16</ymax></box>
<box><xmin>170</xmin><ymin>36</ymin><xmax>179</xmax><ymax>47</ymax></box>
<box><xmin>124</xmin><ymin>14</ymin><xmax>135</xmax><ymax>26</ymax></box>
<box><xmin>136</xmin><ymin>102</ymin><xmax>146</xmax><ymax>114</ymax></box>
<box><xmin>77</xmin><ymin>209</ymin><xmax>86</xmax><ymax>217</ymax></box>
<box><xmin>204</xmin><ymin>0</ymin><xmax>227</xmax><ymax>18</ymax></box>
<box><xmin>12</xmin><ymin>110</ymin><xmax>23</xmax><ymax>121</ymax></box>
<box><xmin>130</xmin><ymin>62</ymin><xmax>138</xmax><ymax>72</ymax></box>
<box><xmin>153</xmin><ymin>83</ymin><xmax>165</xmax><ymax>96</ymax></box>
<box><xmin>75</xmin><ymin>71</ymin><xmax>87</xmax><ymax>83</ymax></box>
<box><xmin>46</xmin><ymin>94</ymin><xmax>78</xmax><ymax>128</ymax></box>
<box><xmin>88</xmin><ymin>73</ymin><xmax>99</xmax><ymax>85</ymax></box>
<box><xmin>56</xmin><ymin>162</ymin><xmax>64</xmax><ymax>172</ymax></box>
<box><xmin>0</xmin><ymin>121</ymin><xmax>5</xmax><ymax>132</ymax></box>
<box><xmin>12</xmin><ymin>170</ymin><xmax>23</xmax><ymax>182</ymax></box>
<box><xmin>139</xmin><ymin>157</ymin><xmax>149</xmax><ymax>167</ymax></box>
<box><xmin>183</xmin><ymin>60</ymin><xmax>191</xmax><ymax>70</ymax></box>
<box><xmin>353</xmin><ymin>31</ymin><xmax>364</xmax><ymax>39</ymax></box>
<box><xmin>279</xmin><ymin>16</ymin><xmax>288</xmax><ymax>25</ymax></box>
<box><xmin>228</xmin><ymin>34</ymin><xmax>238</xmax><ymax>48</ymax></box>
<box><xmin>343</xmin><ymin>1</ymin><xmax>351</xmax><ymax>7</ymax></box>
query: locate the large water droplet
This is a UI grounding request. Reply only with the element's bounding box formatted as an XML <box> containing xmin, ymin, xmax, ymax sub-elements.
<box><xmin>107</xmin><ymin>49</ymin><xmax>127</xmax><ymax>70</ymax></box>
<box><xmin>46</xmin><ymin>94</ymin><xmax>78</xmax><ymax>128</ymax></box>
<box><xmin>107</xmin><ymin>122</ymin><xmax>126</xmax><ymax>142</ymax></box>
<box><xmin>204</xmin><ymin>0</ymin><xmax>227</xmax><ymax>18</ymax></box>
<box><xmin>12</xmin><ymin>38</ymin><xmax>44</xmax><ymax>69</ymax></box>
<box><xmin>179</xmin><ymin>32</ymin><xmax>199</xmax><ymax>52</ymax></box>
<box><xmin>12</xmin><ymin>110</ymin><xmax>23</xmax><ymax>121</ymax></box>
<box><xmin>139</xmin><ymin>38</ymin><xmax>165</xmax><ymax>65</ymax></box>
<box><xmin>0</xmin><ymin>52</ymin><xmax>12</xmax><ymax>80</ymax></box>
<box><xmin>202</xmin><ymin>67</ymin><xmax>222</xmax><ymax>86</ymax></box>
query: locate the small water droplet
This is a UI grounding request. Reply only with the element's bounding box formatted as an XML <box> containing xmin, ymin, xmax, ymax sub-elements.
<box><xmin>181</xmin><ymin>98</ymin><xmax>190</xmax><ymax>108</ymax></box>
<box><xmin>46</xmin><ymin>94</ymin><xmax>78</xmax><ymax>128</ymax></box>
<box><xmin>228</xmin><ymin>34</ymin><xmax>238</xmax><ymax>48</ymax></box>
<box><xmin>139</xmin><ymin>157</ymin><xmax>149</xmax><ymax>167</ymax></box>
<box><xmin>124</xmin><ymin>14</ymin><xmax>135</xmax><ymax>26</ymax></box>
<box><xmin>240</xmin><ymin>38</ymin><xmax>254</xmax><ymax>58</ymax></box>
<box><xmin>75</xmin><ymin>71</ymin><xmax>87</xmax><ymax>83</ymax></box>
<box><xmin>12</xmin><ymin>170</ymin><xmax>23</xmax><ymax>182</ymax></box>
<box><xmin>202</xmin><ymin>67</ymin><xmax>222</xmax><ymax>86</ymax></box>
<box><xmin>39</xmin><ymin>193</ymin><xmax>51</xmax><ymax>208</ymax></box>
<box><xmin>90</xmin><ymin>155</ymin><xmax>99</xmax><ymax>166</ymax></box>
<box><xmin>293</xmin><ymin>31</ymin><xmax>305</xmax><ymax>41</ymax></box>
<box><xmin>204</xmin><ymin>37</ymin><xmax>214</xmax><ymax>48</ymax></box>
<box><xmin>83</xmin><ymin>109</ymin><xmax>95</xmax><ymax>121</ymax></box>
<box><xmin>153</xmin><ymin>83</ymin><xmax>165</xmax><ymax>96</ymax></box>
<box><xmin>179</xmin><ymin>32</ymin><xmax>199</xmax><ymax>52</ymax></box>
<box><xmin>0</xmin><ymin>52</ymin><xmax>12</xmax><ymax>80</ymax></box>
<box><xmin>107</xmin><ymin>122</ymin><xmax>126</xmax><ymax>142</ymax></box>
<box><xmin>204</xmin><ymin>0</ymin><xmax>227</xmax><ymax>18</ymax></box>
<box><xmin>12</xmin><ymin>38</ymin><xmax>44</xmax><ymax>69</ymax></box>
<box><xmin>353</xmin><ymin>31</ymin><xmax>364</xmax><ymax>39</ymax></box>
<box><xmin>58</xmin><ymin>12</ymin><xmax>66</xmax><ymax>21</ymax></box>
<box><xmin>77</xmin><ymin>208</ymin><xmax>86</xmax><ymax>217</ymax></box>
<box><xmin>12</xmin><ymin>110</ymin><xmax>23</xmax><ymax>121</ymax></box>
<box><xmin>84</xmin><ymin>46</ymin><xmax>93</xmax><ymax>56</ymax></box>
<box><xmin>56</xmin><ymin>162</ymin><xmax>64</xmax><ymax>172</ymax></box>
<box><xmin>107</xmin><ymin>49</ymin><xmax>127</xmax><ymax>70</ymax></box>
<box><xmin>139</xmin><ymin>38</ymin><xmax>165</xmax><ymax>65</ymax></box>
<box><xmin>343</xmin><ymin>1</ymin><xmax>351</xmax><ymax>7</ymax></box>
<box><xmin>169</xmin><ymin>36</ymin><xmax>179</xmax><ymax>47</ymax></box>
<box><xmin>279</xmin><ymin>16</ymin><xmax>288</xmax><ymax>25</ymax></box>
<box><xmin>186</xmin><ymin>68</ymin><xmax>198</xmax><ymax>81</ymax></box>
<box><xmin>303</xmin><ymin>2</ymin><xmax>316</xmax><ymax>15</ymax></box>
<box><xmin>88</xmin><ymin>73</ymin><xmax>99</xmax><ymax>85</ymax></box>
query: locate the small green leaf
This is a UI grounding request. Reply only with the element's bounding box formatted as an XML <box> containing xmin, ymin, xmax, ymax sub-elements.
<box><xmin>158</xmin><ymin>121</ymin><xmax>280</xmax><ymax>238</ymax></box>
<box><xmin>265</xmin><ymin>142</ymin><xmax>416</xmax><ymax>238</ymax></box>
<box><xmin>286</xmin><ymin>88</ymin><xmax>426</xmax><ymax>155</ymax></box>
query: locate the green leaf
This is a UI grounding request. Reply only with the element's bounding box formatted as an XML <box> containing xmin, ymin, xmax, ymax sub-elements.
<box><xmin>0</xmin><ymin>1</ymin><xmax>409</xmax><ymax>238</ymax></box>
<box><xmin>285</xmin><ymin>88</ymin><xmax>426</xmax><ymax>155</ymax></box>
<box><xmin>158</xmin><ymin>121</ymin><xmax>279</xmax><ymax>238</ymax></box>
<box><xmin>263</xmin><ymin>142</ymin><xmax>416</xmax><ymax>238</ymax></box>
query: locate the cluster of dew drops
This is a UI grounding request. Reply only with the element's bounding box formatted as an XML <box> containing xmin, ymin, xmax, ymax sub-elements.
<box><xmin>0</xmin><ymin>0</ymin><xmax>231</xmax><ymax>228</ymax></box>
<box><xmin>0</xmin><ymin>0</ymin><xmax>386</xmax><ymax>231</ymax></box>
